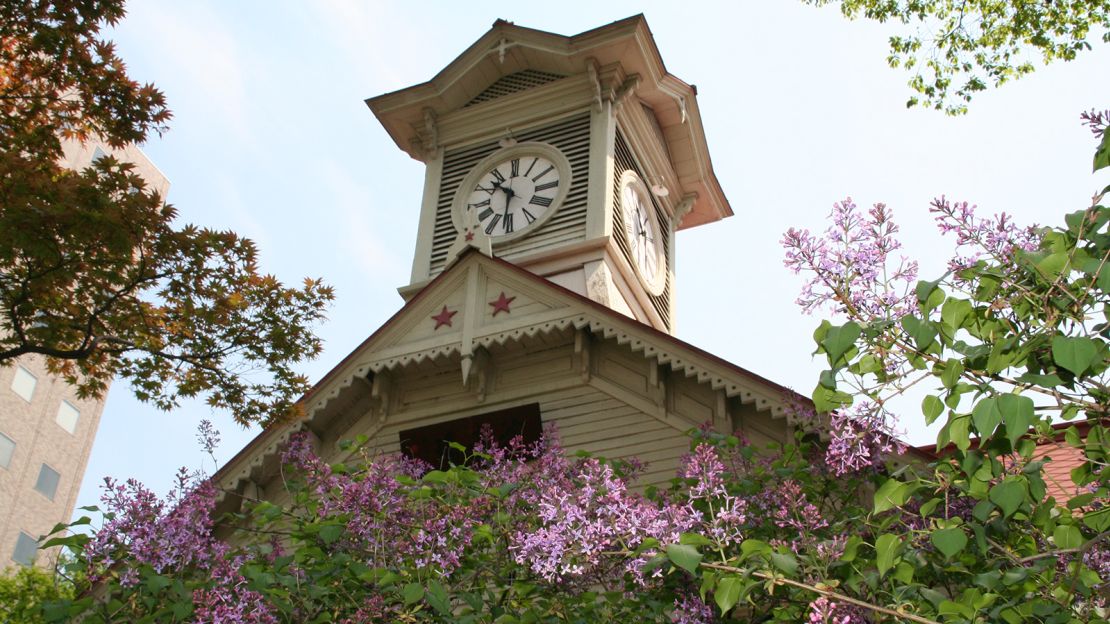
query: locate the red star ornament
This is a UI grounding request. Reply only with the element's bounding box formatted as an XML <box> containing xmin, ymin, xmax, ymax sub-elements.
<box><xmin>488</xmin><ymin>291</ymin><xmax>516</xmax><ymax>316</ymax></box>
<box><xmin>431</xmin><ymin>305</ymin><xmax>457</xmax><ymax>329</ymax></box>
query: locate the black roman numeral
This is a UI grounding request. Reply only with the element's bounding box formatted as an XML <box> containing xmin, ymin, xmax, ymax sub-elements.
<box><xmin>531</xmin><ymin>165</ymin><xmax>554</xmax><ymax>182</ymax></box>
<box><xmin>534</xmin><ymin>180</ymin><xmax>558</xmax><ymax>192</ymax></box>
<box><xmin>503</xmin><ymin>212</ymin><xmax>514</xmax><ymax>233</ymax></box>
<box><xmin>522</xmin><ymin>208</ymin><xmax>537</xmax><ymax>224</ymax></box>
<box><xmin>484</xmin><ymin>213</ymin><xmax>502</xmax><ymax>234</ymax></box>
<box><xmin>478</xmin><ymin>207</ymin><xmax>494</xmax><ymax>221</ymax></box>
<box><xmin>469</xmin><ymin>198</ymin><xmax>491</xmax><ymax>210</ymax></box>
<box><xmin>524</xmin><ymin>158</ymin><xmax>538</xmax><ymax>177</ymax></box>
<box><xmin>510</xmin><ymin>158</ymin><xmax>519</xmax><ymax>176</ymax></box>
<box><xmin>490</xmin><ymin>169</ymin><xmax>506</xmax><ymax>183</ymax></box>
<box><xmin>529</xmin><ymin>195</ymin><xmax>552</xmax><ymax>207</ymax></box>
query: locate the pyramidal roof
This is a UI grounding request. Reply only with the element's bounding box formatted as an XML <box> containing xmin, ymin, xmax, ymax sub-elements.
<box><xmin>365</xmin><ymin>15</ymin><xmax>731</xmax><ymax>230</ymax></box>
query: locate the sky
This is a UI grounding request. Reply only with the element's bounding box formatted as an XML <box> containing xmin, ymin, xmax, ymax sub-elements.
<box><xmin>74</xmin><ymin>0</ymin><xmax>1110</xmax><ymax>513</ymax></box>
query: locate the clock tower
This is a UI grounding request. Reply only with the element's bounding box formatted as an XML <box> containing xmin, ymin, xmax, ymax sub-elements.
<box><xmin>366</xmin><ymin>15</ymin><xmax>731</xmax><ymax>335</ymax></box>
<box><xmin>213</xmin><ymin>16</ymin><xmax>797</xmax><ymax>514</ymax></box>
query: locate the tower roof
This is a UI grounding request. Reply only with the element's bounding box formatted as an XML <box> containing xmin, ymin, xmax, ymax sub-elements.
<box><xmin>365</xmin><ymin>15</ymin><xmax>732</xmax><ymax>229</ymax></box>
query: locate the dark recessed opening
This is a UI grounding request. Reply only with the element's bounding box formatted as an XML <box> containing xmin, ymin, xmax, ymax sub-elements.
<box><xmin>399</xmin><ymin>403</ymin><xmax>542</xmax><ymax>470</ymax></box>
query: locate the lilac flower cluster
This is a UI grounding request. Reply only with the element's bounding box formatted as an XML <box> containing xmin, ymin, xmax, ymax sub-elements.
<box><xmin>510</xmin><ymin>456</ymin><xmax>699</xmax><ymax>585</ymax></box>
<box><xmin>929</xmin><ymin>196</ymin><xmax>1040</xmax><ymax>273</ymax></box>
<box><xmin>825</xmin><ymin>403</ymin><xmax>905</xmax><ymax>476</ymax></box>
<box><xmin>782</xmin><ymin>199</ymin><xmax>918</xmax><ymax>320</ymax></box>
<box><xmin>807</xmin><ymin>596</ymin><xmax>870</xmax><ymax>623</ymax></box>
<box><xmin>671</xmin><ymin>591</ymin><xmax>717</xmax><ymax>623</ymax></box>
<box><xmin>1081</xmin><ymin>109</ymin><xmax>1110</xmax><ymax>137</ymax></box>
<box><xmin>85</xmin><ymin>468</ymin><xmax>278</xmax><ymax>622</ymax></box>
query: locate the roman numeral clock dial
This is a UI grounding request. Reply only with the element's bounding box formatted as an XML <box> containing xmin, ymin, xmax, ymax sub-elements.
<box><xmin>452</xmin><ymin>143</ymin><xmax>572</xmax><ymax>245</ymax></box>
<box><xmin>620</xmin><ymin>171</ymin><xmax>667</xmax><ymax>296</ymax></box>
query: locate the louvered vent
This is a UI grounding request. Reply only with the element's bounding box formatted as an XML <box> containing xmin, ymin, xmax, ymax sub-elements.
<box><xmin>466</xmin><ymin>70</ymin><xmax>565</xmax><ymax>107</ymax></box>
<box><xmin>612</xmin><ymin>131</ymin><xmax>672</xmax><ymax>330</ymax></box>
<box><xmin>429</xmin><ymin>114</ymin><xmax>591</xmax><ymax>274</ymax></box>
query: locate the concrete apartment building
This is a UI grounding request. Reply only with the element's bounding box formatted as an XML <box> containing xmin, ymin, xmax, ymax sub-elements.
<box><xmin>0</xmin><ymin>141</ymin><xmax>169</xmax><ymax>569</ymax></box>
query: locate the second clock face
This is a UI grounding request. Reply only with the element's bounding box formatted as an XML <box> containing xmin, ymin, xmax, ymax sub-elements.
<box><xmin>463</xmin><ymin>154</ymin><xmax>562</xmax><ymax>238</ymax></box>
<box><xmin>620</xmin><ymin>171</ymin><xmax>666</xmax><ymax>295</ymax></box>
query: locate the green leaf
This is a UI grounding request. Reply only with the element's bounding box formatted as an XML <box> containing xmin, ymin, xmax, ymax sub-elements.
<box><xmin>318</xmin><ymin>523</ymin><xmax>343</xmax><ymax>545</ymax></box>
<box><xmin>901</xmin><ymin>315</ymin><xmax>938</xmax><ymax>350</ymax></box>
<box><xmin>989</xmin><ymin>477</ymin><xmax>1027</xmax><ymax>518</ymax></box>
<box><xmin>714</xmin><ymin>576</ymin><xmax>743</xmax><ymax>614</ymax></box>
<box><xmin>1052</xmin><ymin>336</ymin><xmax>1100</xmax><ymax>376</ymax></box>
<box><xmin>875</xmin><ymin>534</ymin><xmax>901</xmax><ymax>577</ymax></box>
<box><xmin>922</xmin><ymin>395</ymin><xmax>944</xmax><ymax>425</ymax></box>
<box><xmin>812</xmin><ymin>383</ymin><xmax>853</xmax><ymax>413</ymax></box>
<box><xmin>1036</xmin><ymin>252</ymin><xmax>1069</xmax><ymax>277</ymax></box>
<box><xmin>940</xmin><ymin>358</ymin><xmax>964</xmax><ymax>389</ymax></box>
<box><xmin>770</xmin><ymin>552</ymin><xmax>798</xmax><ymax>576</ymax></box>
<box><xmin>1094</xmin><ymin>126</ymin><xmax>1110</xmax><ymax>172</ymax></box>
<box><xmin>426</xmin><ymin>580</ymin><xmax>451</xmax><ymax>614</ymax></box>
<box><xmin>1015</xmin><ymin>372</ymin><xmax>1063</xmax><ymax>388</ymax></box>
<box><xmin>679</xmin><ymin>533</ymin><xmax>714</xmax><ymax>547</ymax></box>
<box><xmin>1084</xmin><ymin>508</ymin><xmax>1110</xmax><ymax>532</ymax></box>
<box><xmin>666</xmin><ymin>543</ymin><xmax>703</xmax><ymax>575</ymax></box>
<box><xmin>402</xmin><ymin>582</ymin><xmax>424</xmax><ymax>606</ymax></box>
<box><xmin>873</xmin><ymin>477</ymin><xmax>910</xmax><ymax>513</ymax></box>
<box><xmin>740</xmin><ymin>539</ymin><xmax>772</xmax><ymax>558</ymax></box>
<box><xmin>931</xmin><ymin>527</ymin><xmax>968</xmax><ymax>559</ymax></box>
<box><xmin>971</xmin><ymin>397</ymin><xmax>1003</xmax><ymax>437</ymax></box>
<box><xmin>940</xmin><ymin>298</ymin><xmax>972</xmax><ymax>333</ymax></box>
<box><xmin>939</xmin><ymin>413</ymin><xmax>972</xmax><ymax>451</ymax></box>
<box><xmin>1054</xmin><ymin>525</ymin><xmax>1083</xmax><ymax>550</ymax></box>
<box><xmin>822</xmin><ymin>322</ymin><xmax>861</xmax><ymax>366</ymax></box>
<box><xmin>999</xmin><ymin>394</ymin><xmax>1035</xmax><ymax>448</ymax></box>
<box><xmin>841</xmin><ymin>536</ymin><xmax>863</xmax><ymax>562</ymax></box>
<box><xmin>915</xmin><ymin>279</ymin><xmax>942</xmax><ymax>308</ymax></box>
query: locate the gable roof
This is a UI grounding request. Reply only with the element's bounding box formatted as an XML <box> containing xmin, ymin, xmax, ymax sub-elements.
<box><xmin>213</xmin><ymin>249</ymin><xmax>799</xmax><ymax>493</ymax></box>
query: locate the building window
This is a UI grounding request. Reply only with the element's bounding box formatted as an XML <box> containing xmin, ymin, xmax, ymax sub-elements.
<box><xmin>56</xmin><ymin>401</ymin><xmax>80</xmax><ymax>434</ymax></box>
<box><xmin>399</xmin><ymin>403</ymin><xmax>542</xmax><ymax>470</ymax></box>
<box><xmin>12</xmin><ymin>532</ymin><xmax>38</xmax><ymax>567</ymax></box>
<box><xmin>11</xmin><ymin>366</ymin><xmax>36</xmax><ymax>402</ymax></box>
<box><xmin>0</xmin><ymin>433</ymin><xmax>13</xmax><ymax>469</ymax></box>
<box><xmin>34</xmin><ymin>464</ymin><xmax>60</xmax><ymax>501</ymax></box>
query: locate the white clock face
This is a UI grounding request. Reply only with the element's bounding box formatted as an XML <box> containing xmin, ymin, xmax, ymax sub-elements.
<box><xmin>621</xmin><ymin>172</ymin><xmax>666</xmax><ymax>295</ymax></box>
<box><xmin>464</xmin><ymin>154</ymin><xmax>561</xmax><ymax>238</ymax></box>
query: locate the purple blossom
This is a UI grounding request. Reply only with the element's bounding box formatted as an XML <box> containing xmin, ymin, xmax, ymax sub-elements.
<box><xmin>681</xmin><ymin>444</ymin><xmax>727</xmax><ymax>499</ymax></box>
<box><xmin>824</xmin><ymin>403</ymin><xmax>905</xmax><ymax>476</ymax></box>
<box><xmin>196</xmin><ymin>419</ymin><xmax>221</xmax><ymax>457</ymax></box>
<box><xmin>807</xmin><ymin>596</ymin><xmax>870</xmax><ymax>623</ymax></box>
<box><xmin>1081</xmin><ymin>109</ymin><xmax>1110</xmax><ymax>137</ymax></box>
<box><xmin>783</xmin><ymin>199</ymin><xmax>918</xmax><ymax>320</ymax></box>
<box><xmin>671</xmin><ymin>591</ymin><xmax>717</xmax><ymax>623</ymax></box>
<box><xmin>510</xmin><ymin>457</ymin><xmax>699</xmax><ymax>585</ymax></box>
<box><xmin>929</xmin><ymin>196</ymin><xmax>1039</xmax><ymax>273</ymax></box>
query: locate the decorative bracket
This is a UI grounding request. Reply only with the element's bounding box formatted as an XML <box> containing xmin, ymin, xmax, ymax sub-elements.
<box><xmin>586</xmin><ymin>58</ymin><xmax>603</xmax><ymax>112</ymax></box>
<box><xmin>574</xmin><ymin>327</ymin><xmax>592</xmax><ymax>383</ymax></box>
<box><xmin>369</xmin><ymin>371</ymin><xmax>392</xmax><ymax>422</ymax></box>
<box><xmin>461</xmin><ymin>345</ymin><xmax>491</xmax><ymax>402</ymax></box>
<box><xmin>422</xmin><ymin>107</ymin><xmax>439</xmax><ymax>154</ymax></box>
<box><xmin>674</xmin><ymin>192</ymin><xmax>697</xmax><ymax>226</ymax></box>
<box><xmin>612</xmin><ymin>74</ymin><xmax>641</xmax><ymax>115</ymax></box>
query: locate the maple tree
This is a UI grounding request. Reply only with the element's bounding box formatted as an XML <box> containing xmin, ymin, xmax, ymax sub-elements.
<box><xmin>0</xmin><ymin>0</ymin><xmax>333</xmax><ymax>424</ymax></box>
<box><xmin>805</xmin><ymin>0</ymin><xmax>1110</xmax><ymax>114</ymax></box>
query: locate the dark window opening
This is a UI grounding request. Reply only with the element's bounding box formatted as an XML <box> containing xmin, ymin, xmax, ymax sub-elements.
<box><xmin>399</xmin><ymin>403</ymin><xmax>542</xmax><ymax>470</ymax></box>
